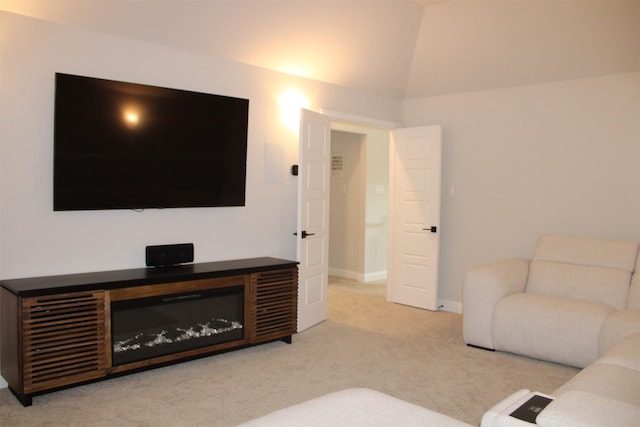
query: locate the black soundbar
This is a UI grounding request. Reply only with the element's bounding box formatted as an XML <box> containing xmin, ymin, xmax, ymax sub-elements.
<box><xmin>145</xmin><ymin>243</ymin><xmax>194</xmax><ymax>267</ymax></box>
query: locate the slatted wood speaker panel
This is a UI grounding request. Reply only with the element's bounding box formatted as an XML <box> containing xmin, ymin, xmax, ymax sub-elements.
<box><xmin>250</xmin><ymin>268</ymin><xmax>297</xmax><ymax>343</ymax></box>
<box><xmin>22</xmin><ymin>291</ymin><xmax>107</xmax><ymax>393</ymax></box>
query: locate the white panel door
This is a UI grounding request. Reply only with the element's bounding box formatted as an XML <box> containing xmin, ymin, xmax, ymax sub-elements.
<box><xmin>297</xmin><ymin>109</ymin><xmax>332</xmax><ymax>332</ymax></box>
<box><xmin>388</xmin><ymin>126</ymin><xmax>442</xmax><ymax>310</ymax></box>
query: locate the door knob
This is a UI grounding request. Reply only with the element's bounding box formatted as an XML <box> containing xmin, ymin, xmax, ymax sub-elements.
<box><xmin>301</xmin><ymin>230</ymin><xmax>315</xmax><ymax>239</ymax></box>
<box><xmin>422</xmin><ymin>226</ymin><xmax>437</xmax><ymax>233</ymax></box>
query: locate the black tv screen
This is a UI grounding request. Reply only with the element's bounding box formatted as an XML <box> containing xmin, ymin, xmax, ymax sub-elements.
<box><xmin>53</xmin><ymin>73</ymin><xmax>249</xmax><ymax>211</ymax></box>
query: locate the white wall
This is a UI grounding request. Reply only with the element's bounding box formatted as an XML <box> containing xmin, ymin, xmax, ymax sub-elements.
<box><xmin>403</xmin><ymin>72</ymin><xmax>640</xmax><ymax>305</ymax></box>
<box><xmin>0</xmin><ymin>12</ymin><xmax>402</xmax><ymax>280</ymax></box>
<box><xmin>362</xmin><ymin>127</ymin><xmax>390</xmax><ymax>281</ymax></box>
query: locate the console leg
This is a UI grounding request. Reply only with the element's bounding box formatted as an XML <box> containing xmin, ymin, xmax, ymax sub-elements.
<box><xmin>281</xmin><ymin>335</ymin><xmax>292</xmax><ymax>344</ymax></box>
<box><xmin>9</xmin><ymin>387</ymin><xmax>32</xmax><ymax>407</ymax></box>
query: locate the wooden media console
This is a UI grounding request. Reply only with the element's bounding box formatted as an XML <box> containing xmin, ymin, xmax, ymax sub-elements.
<box><xmin>0</xmin><ymin>257</ymin><xmax>298</xmax><ymax>406</ymax></box>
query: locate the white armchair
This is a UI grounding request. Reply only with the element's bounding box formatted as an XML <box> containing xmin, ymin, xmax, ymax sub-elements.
<box><xmin>462</xmin><ymin>234</ymin><xmax>639</xmax><ymax>368</ymax></box>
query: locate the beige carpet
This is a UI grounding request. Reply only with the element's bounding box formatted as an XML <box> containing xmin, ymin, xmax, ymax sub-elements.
<box><xmin>0</xmin><ymin>278</ymin><xmax>578</xmax><ymax>426</ymax></box>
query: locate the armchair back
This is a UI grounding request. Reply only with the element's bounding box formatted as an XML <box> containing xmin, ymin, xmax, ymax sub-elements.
<box><xmin>525</xmin><ymin>235</ymin><xmax>638</xmax><ymax>310</ymax></box>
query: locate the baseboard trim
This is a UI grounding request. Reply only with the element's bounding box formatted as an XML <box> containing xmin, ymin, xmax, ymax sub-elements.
<box><xmin>328</xmin><ymin>267</ymin><xmax>360</xmax><ymax>281</ymax></box>
<box><xmin>329</xmin><ymin>268</ymin><xmax>387</xmax><ymax>283</ymax></box>
<box><xmin>363</xmin><ymin>271</ymin><xmax>387</xmax><ymax>282</ymax></box>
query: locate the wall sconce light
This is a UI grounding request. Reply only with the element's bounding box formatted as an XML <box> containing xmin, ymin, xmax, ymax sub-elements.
<box><xmin>278</xmin><ymin>89</ymin><xmax>309</xmax><ymax>133</ymax></box>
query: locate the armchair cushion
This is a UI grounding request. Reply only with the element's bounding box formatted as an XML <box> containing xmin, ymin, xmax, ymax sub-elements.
<box><xmin>493</xmin><ymin>293</ymin><xmax>614</xmax><ymax>368</ymax></box>
<box><xmin>525</xmin><ymin>235</ymin><xmax>638</xmax><ymax>310</ymax></box>
<box><xmin>527</xmin><ymin>261</ymin><xmax>631</xmax><ymax>310</ymax></box>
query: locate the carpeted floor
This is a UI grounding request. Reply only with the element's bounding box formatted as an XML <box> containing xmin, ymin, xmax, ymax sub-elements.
<box><xmin>0</xmin><ymin>278</ymin><xmax>578</xmax><ymax>426</ymax></box>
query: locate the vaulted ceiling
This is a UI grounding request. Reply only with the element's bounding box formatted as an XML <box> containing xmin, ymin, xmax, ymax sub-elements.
<box><xmin>2</xmin><ymin>0</ymin><xmax>639</xmax><ymax>99</ymax></box>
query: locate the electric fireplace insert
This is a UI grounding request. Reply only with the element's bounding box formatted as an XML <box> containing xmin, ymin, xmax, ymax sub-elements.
<box><xmin>111</xmin><ymin>285</ymin><xmax>244</xmax><ymax>365</ymax></box>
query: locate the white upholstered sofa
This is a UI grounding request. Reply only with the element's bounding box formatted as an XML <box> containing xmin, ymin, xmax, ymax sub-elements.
<box><xmin>463</xmin><ymin>234</ymin><xmax>640</xmax><ymax>426</ymax></box>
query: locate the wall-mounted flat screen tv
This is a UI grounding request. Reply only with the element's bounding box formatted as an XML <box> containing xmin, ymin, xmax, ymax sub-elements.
<box><xmin>54</xmin><ymin>73</ymin><xmax>249</xmax><ymax>211</ymax></box>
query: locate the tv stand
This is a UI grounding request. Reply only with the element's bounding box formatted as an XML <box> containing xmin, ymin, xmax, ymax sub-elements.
<box><xmin>0</xmin><ymin>257</ymin><xmax>298</xmax><ymax>406</ymax></box>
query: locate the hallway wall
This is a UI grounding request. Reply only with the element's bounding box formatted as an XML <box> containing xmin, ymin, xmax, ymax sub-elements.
<box><xmin>329</xmin><ymin>124</ymin><xmax>390</xmax><ymax>282</ymax></box>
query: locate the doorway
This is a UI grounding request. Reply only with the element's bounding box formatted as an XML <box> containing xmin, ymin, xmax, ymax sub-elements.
<box><xmin>296</xmin><ymin>110</ymin><xmax>442</xmax><ymax>331</ymax></box>
<box><xmin>328</xmin><ymin>123</ymin><xmax>390</xmax><ymax>284</ymax></box>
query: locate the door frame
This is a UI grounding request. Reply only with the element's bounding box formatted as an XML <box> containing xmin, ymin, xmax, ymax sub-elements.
<box><xmin>298</xmin><ymin>111</ymin><xmax>446</xmax><ymax>328</ymax></box>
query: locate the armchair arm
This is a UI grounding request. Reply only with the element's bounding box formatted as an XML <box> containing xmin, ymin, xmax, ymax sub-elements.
<box><xmin>462</xmin><ymin>258</ymin><xmax>530</xmax><ymax>349</ymax></box>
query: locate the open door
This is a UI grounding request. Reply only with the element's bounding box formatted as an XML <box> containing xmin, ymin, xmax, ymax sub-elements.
<box><xmin>296</xmin><ymin>109</ymin><xmax>332</xmax><ymax>331</ymax></box>
<box><xmin>387</xmin><ymin>126</ymin><xmax>442</xmax><ymax>310</ymax></box>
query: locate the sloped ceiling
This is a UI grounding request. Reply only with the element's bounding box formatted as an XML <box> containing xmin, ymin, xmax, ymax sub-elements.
<box><xmin>1</xmin><ymin>0</ymin><xmax>639</xmax><ymax>99</ymax></box>
<box><xmin>408</xmin><ymin>1</ymin><xmax>640</xmax><ymax>98</ymax></box>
